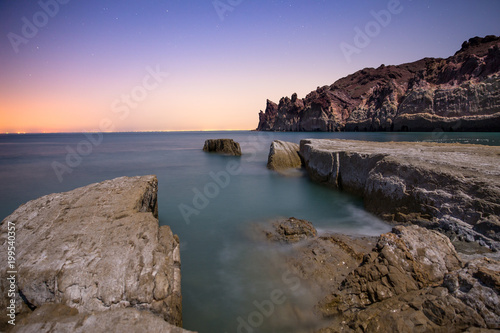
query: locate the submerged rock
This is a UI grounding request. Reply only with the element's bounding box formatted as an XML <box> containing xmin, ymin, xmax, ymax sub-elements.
<box><xmin>0</xmin><ymin>176</ymin><xmax>193</xmax><ymax>332</ymax></box>
<box><xmin>203</xmin><ymin>138</ymin><xmax>242</xmax><ymax>156</ymax></box>
<box><xmin>267</xmin><ymin>140</ymin><xmax>302</xmax><ymax>171</ymax></box>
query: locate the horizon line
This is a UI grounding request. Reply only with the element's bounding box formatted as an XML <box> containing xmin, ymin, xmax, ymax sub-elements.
<box><xmin>1</xmin><ymin>128</ymin><xmax>256</xmax><ymax>135</ymax></box>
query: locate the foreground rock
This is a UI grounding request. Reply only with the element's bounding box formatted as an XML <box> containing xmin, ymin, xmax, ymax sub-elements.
<box><xmin>0</xmin><ymin>176</ymin><xmax>193</xmax><ymax>332</ymax></box>
<box><xmin>317</xmin><ymin>226</ymin><xmax>499</xmax><ymax>332</ymax></box>
<box><xmin>11</xmin><ymin>305</ymin><xmax>190</xmax><ymax>333</ymax></box>
<box><xmin>300</xmin><ymin>139</ymin><xmax>500</xmax><ymax>250</ymax></box>
<box><xmin>267</xmin><ymin>140</ymin><xmax>302</xmax><ymax>171</ymax></box>
<box><xmin>257</xmin><ymin>35</ymin><xmax>500</xmax><ymax>132</ymax></box>
<box><xmin>203</xmin><ymin>138</ymin><xmax>241</xmax><ymax>156</ymax></box>
<box><xmin>261</xmin><ymin>219</ymin><xmax>500</xmax><ymax>332</ymax></box>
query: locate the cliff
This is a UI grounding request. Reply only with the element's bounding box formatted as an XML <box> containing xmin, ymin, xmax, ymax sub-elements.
<box><xmin>0</xmin><ymin>176</ymin><xmax>195</xmax><ymax>333</ymax></box>
<box><xmin>257</xmin><ymin>35</ymin><xmax>500</xmax><ymax>132</ymax></box>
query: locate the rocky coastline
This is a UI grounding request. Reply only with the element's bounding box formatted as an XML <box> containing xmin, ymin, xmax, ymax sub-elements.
<box><xmin>257</xmin><ymin>35</ymin><xmax>500</xmax><ymax>132</ymax></box>
<box><xmin>259</xmin><ymin>138</ymin><xmax>500</xmax><ymax>331</ymax></box>
<box><xmin>299</xmin><ymin>139</ymin><xmax>500</xmax><ymax>252</ymax></box>
<box><xmin>0</xmin><ymin>175</ymin><xmax>195</xmax><ymax>333</ymax></box>
<box><xmin>2</xmin><ymin>138</ymin><xmax>499</xmax><ymax>332</ymax></box>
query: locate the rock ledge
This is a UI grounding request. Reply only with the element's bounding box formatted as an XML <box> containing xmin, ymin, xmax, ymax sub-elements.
<box><xmin>300</xmin><ymin>139</ymin><xmax>500</xmax><ymax>251</ymax></box>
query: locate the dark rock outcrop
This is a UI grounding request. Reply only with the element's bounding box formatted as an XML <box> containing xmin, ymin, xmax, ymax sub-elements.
<box><xmin>203</xmin><ymin>139</ymin><xmax>242</xmax><ymax>156</ymax></box>
<box><xmin>0</xmin><ymin>176</ymin><xmax>193</xmax><ymax>332</ymax></box>
<box><xmin>300</xmin><ymin>139</ymin><xmax>500</xmax><ymax>251</ymax></box>
<box><xmin>257</xmin><ymin>35</ymin><xmax>500</xmax><ymax>132</ymax></box>
<box><xmin>267</xmin><ymin>140</ymin><xmax>302</xmax><ymax>171</ymax></box>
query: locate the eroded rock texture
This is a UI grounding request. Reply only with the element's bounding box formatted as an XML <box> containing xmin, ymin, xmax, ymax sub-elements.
<box><xmin>0</xmin><ymin>176</ymin><xmax>192</xmax><ymax>332</ymax></box>
<box><xmin>261</xmin><ymin>219</ymin><xmax>500</xmax><ymax>332</ymax></box>
<box><xmin>317</xmin><ymin>226</ymin><xmax>499</xmax><ymax>333</ymax></box>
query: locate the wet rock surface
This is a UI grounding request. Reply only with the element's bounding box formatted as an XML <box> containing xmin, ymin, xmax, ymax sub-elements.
<box><xmin>203</xmin><ymin>138</ymin><xmax>242</xmax><ymax>156</ymax></box>
<box><xmin>0</xmin><ymin>176</ymin><xmax>193</xmax><ymax>332</ymax></box>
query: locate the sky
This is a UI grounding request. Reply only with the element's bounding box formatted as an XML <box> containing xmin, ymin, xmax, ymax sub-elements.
<box><xmin>0</xmin><ymin>0</ymin><xmax>499</xmax><ymax>133</ymax></box>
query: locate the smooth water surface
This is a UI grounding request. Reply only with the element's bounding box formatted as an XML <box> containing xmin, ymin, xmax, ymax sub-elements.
<box><xmin>1</xmin><ymin>131</ymin><xmax>499</xmax><ymax>332</ymax></box>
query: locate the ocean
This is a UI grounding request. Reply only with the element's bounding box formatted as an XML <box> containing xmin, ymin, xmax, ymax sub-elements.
<box><xmin>1</xmin><ymin>131</ymin><xmax>499</xmax><ymax>332</ymax></box>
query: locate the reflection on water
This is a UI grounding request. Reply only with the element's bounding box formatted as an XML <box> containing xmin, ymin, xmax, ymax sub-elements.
<box><xmin>1</xmin><ymin>131</ymin><xmax>499</xmax><ymax>332</ymax></box>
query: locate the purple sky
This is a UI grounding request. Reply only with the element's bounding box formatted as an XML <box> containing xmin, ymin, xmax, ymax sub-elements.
<box><xmin>1</xmin><ymin>0</ymin><xmax>499</xmax><ymax>132</ymax></box>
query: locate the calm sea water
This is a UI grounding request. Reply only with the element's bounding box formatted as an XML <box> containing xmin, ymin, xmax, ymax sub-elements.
<box><xmin>1</xmin><ymin>131</ymin><xmax>499</xmax><ymax>332</ymax></box>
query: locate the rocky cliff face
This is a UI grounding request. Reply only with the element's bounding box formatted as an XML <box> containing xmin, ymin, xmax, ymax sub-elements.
<box><xmin>257</xmin><ymin>35</ymin><xmax>500</xmax><ymax>132</ymax></box>
<box><xmin>0</xmin><ymin>176</ymin><xmax>194</xmax><ymax>332</ymax></box>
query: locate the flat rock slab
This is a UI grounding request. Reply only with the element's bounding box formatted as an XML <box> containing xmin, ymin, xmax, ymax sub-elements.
<box><xmin>300</xmin><ymin>139</ymin><xmax>500</xmax><ymax>238</ymax></box>
<box><xmin>0</xmin><ymin>176</ymin><xmax>188</xmax><ymax>330</ymax></box>
<box><xmin>203</xmin><ymin>139</ymin><xmax>242</xmax><ymax>156</ymax></box>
